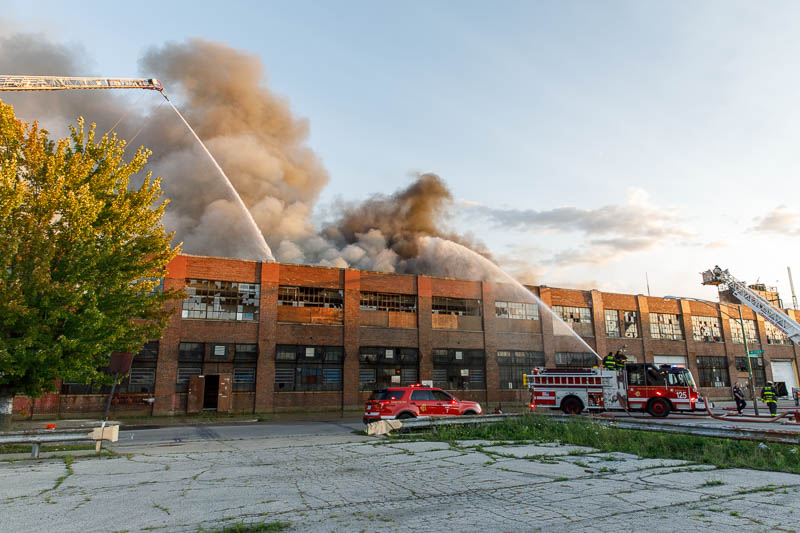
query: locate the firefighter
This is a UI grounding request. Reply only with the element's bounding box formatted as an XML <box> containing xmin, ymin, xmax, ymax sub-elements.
<box><xmin>614</xmin><ymin>349</ymin><xmax>628</xmax><ymax>371</ymax></box>
<box><xmin>602</xmin><ymin>352</ymin><xmax>617</xmax><ymax>370</ymax></box>
<box><xmin>762</xmin><ymin>381</ymin><xmax>778</xmax><ymax>416</ymax></box>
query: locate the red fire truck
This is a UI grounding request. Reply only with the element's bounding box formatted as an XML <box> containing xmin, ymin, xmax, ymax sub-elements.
<box><xmin>524</xmin><ymin>363</ymin><xmax>706</xmax><ymax>417</ymax></box>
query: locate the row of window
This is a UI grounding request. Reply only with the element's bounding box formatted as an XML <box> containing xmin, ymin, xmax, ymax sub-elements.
<box><xmin>177</xmin><ymin>280</ymin><xmax>794</xmax><ymax>346</ymax></box>
<box><xmin>61</xmin><ymin>341</ymin><xmax>781</xmax><ymax>395</ymax></box>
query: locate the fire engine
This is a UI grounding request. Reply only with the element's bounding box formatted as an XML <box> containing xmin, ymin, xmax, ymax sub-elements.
<box><xmin>524</xmin><ymin>363</ymin><xmax>705</xmax><ymax>417</ymax></box>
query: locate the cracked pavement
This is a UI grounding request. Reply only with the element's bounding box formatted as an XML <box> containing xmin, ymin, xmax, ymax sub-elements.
<box><xmin>2</xmin><ymin>433</ymin><xmax>800</xmax><ymax>532</ymax></box>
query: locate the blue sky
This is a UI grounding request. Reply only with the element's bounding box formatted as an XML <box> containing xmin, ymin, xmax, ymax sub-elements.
<box><xmin>3</xmin><ymin>1</ymin><xmax>800</xmax><ymax>302</ymax></box>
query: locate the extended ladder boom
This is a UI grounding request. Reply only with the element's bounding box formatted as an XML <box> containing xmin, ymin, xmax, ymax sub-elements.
<box><xmin>0</xmin><ymin>76</ymin><xmax>163</xmax><ymax>92</ymax></box>
<box><xmin>702</xmin><ymin>266</ymin><xmax>800</xmax><ymax>345</ymax></box>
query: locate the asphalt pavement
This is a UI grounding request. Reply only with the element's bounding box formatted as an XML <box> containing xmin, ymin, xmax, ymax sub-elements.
<box><xmin>2</xmin><ymin>419</ymin><xmax>800</xmax><ymax>533</ymax></box>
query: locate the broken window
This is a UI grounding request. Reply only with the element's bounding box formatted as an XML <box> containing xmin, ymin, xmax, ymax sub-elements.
<box><xmin>182</xmin><ymin>279</ymin><xmax>260</xmax><ymax>321</ymax></box>
<box><xmin>495</xmin><ymin>301</ymin><xmax>539</xmax><ymax>320</ymax></box>
<box><xmin>431</xmin><ymin>296</ymin><xmax>481</xmax><ymax>316</ymax></box>
<box><xmin>729</xmin><ymin>318</ymin><xmax>759</xmax><ymax>345</ymax></box>
<box><xmin>359</xmin><ymin>292</ymin><xmax>417</xmax><ymax>312</ymax></box>
<box><xmin>278</xmin><ymin>286</ymin><xmax>343</xmax><ymax>309</ymax></box>
<box><xmin>764</xmin><ymin>322</ymin><xmax>790</xmax><ymax>345</ymax></box>
<box><xmin>552</xmin><ymin>306</ymin><xmax>594</xmax><ymax>337</ymax></box>
<box><xmin>692</xmin><ymin>316</ymin><xmax>722</xmax><ymax>343</ymax></box>
<box><xmin>649</xmin><ymin>313</ymin><xmax>684</xmax><ymax>341</ymax></box>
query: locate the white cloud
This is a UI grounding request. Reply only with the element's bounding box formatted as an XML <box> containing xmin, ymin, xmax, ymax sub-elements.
<box><xmin>752</xmin><ymin>206</ymin><xmax>800</xmax><ymax>236</ymax></box>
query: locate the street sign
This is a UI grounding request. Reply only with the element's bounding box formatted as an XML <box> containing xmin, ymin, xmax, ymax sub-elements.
<box><xmin>748</xmin><ymin>349</ymin><xmax>764</xmax><ymax>355</ymax></box>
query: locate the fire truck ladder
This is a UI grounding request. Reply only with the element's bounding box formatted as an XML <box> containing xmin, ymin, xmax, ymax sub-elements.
<box><xmin>0</xmin><ymin>76</ymin><xmax>163</xmax><ymax>93</ymax></box>
<box><xmin>702</xmin><ymin>266</ymin><xmax>800</xmax><ymax>345</ymax></box>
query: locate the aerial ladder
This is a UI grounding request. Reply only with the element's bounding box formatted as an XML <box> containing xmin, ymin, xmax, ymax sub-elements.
<box><xmin>701</xmin><ymin>266</ymin><xmax>800</xmax><ymax>345</ymax></box>
<box><xmin>0</xmin><ymin>75</ymin><xmax>163</xmax><ymax>93</ymax></box>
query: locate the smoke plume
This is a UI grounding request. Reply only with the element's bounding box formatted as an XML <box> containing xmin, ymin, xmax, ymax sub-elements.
<box><xmin>0</xmin><ymin>34</ymin><xmax>488</xmax><ymax>277</ymax></box>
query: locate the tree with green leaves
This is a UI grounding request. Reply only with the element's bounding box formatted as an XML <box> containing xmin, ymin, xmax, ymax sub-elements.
<box><xmin>0</xmin><ymin>100</ymin><xmax>182</xmax><ymax>430</ymax></box>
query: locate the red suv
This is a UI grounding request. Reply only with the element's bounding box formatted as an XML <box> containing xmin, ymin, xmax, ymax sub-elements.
<box><xmin>363</xmin><ymin>385</ymin><xmax>482</xmax><ymax>424</ymax></box>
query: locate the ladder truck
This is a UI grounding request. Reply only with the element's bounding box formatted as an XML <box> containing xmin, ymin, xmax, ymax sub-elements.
<box><xmin>701</xmin><ymin>266</ymin><xmax>800</xmax><ymax>345</ymax></box>
<box><xmin>0</xmin><ymin>76</ymin><xmax>163</xmax><ymax>93</ymax></box>
<box><xmin>524</xmin><ymin>364</ymin><xmax>705</xmax><ymax>418</ymax></box>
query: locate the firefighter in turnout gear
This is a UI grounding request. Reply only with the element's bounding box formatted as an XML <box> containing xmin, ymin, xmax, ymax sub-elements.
<box><xmin>762</xmin><ymin>381</ymin><xmax>778</xmax><ymax>416</ymax></box>
<box><xmin>602</xmin><ymin>352</ymin><xmax>617</xmax><ymax>370</ymax></box>
<box><xmin>614</xmin><ymin>349</ymin><xmax>628</xmax><ymax>370</ymax></box>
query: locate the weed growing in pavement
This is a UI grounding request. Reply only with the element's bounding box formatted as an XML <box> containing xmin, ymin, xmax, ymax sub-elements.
<box><xmin>700</xmin><ymin>479</ymin><xmax>725</xmax><ymax>487</ymax></box>
<box><xmin>199</xmin><ymin>521</ymin><xmax>291</xmax><ymax>533</ymax></box>
<box><xmin>413</xmin><ymin>414</ymin><xmax>800</xmax><ymax>474</ymax></box>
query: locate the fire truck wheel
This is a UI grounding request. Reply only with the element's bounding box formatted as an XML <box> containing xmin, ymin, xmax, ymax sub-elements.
<box><xmin>646</xmin><ymin>398</ymin><xmax>671</xmax><ymax>418</ymax></box>
<box><xmin>397</xmin><ymin>412</ymin><xmax>416</xmax><ymax>420</ymax></box>
<box><xmin>560</xmin><ymin>396</ymin><xmax>584</xmax><ymax>415</ymax></box>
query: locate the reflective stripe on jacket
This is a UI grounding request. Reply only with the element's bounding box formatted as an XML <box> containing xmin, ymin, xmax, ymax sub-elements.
<box><xmin>763</xmin><ymin>386</ymin><xmax>778</xmax><ymax>403</ymax></box>
<box><xmin>602</xmin><ymin>355</ymin><xmax>617</xmax><ymax>370</ymax></box>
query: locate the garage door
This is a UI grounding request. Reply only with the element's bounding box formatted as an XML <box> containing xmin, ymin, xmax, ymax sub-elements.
<box><xmin>770</xmin><ymin>360</ymin><xmax>798</xmax><ymax>396</ymax></box>
<box><xmin>654</xmin><ymin>355</ymin><xmax>687</xmax><ymax>367</ymax></box>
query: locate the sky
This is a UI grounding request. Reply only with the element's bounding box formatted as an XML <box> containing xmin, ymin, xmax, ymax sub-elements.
<box><xmin>2</xmin><ymin>1</ymin><xmax>800</xmax><ymax>304</ymax></box>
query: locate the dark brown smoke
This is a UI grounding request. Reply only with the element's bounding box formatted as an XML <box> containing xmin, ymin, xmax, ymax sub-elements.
<box><xmin>0</xmin><ymin>34</ymin><xmax>491</xmax><ymax>274</ymax></box>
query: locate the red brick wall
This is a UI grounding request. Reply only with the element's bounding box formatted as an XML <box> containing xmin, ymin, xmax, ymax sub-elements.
<box><xmin>25</xmin><ymin>254</ymin><xmax>800</xmax><ymax>417</ymax></box>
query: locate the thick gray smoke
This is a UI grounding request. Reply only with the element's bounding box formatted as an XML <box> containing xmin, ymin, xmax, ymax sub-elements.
<box><xmin>0</xmin><ymin>34</ymin><xmax>488</xmax><ymax>276</ymax></box>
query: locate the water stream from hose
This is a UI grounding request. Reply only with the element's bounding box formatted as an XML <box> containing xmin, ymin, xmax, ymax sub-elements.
<box><xmin>164</xmin><ymin>96</ymin><xmax>274</xmax><ymax>261</ymax></box>
<box><xmin>417</xmin><ymin>237</ymin><xmax>601</xmax><ymax>360</ymax></box>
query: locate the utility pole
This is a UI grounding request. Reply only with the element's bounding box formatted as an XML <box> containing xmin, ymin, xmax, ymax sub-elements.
<box><xmin>788</xmin><ymin>266</ymin><xmax>798</xmax><ymax>310</ymax></box>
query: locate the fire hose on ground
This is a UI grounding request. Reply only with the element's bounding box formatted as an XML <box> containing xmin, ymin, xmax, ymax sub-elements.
<box><xmin>703</xmin><ymin>397</ymin><xmax>800</xmax><ymax>424</ymax></box>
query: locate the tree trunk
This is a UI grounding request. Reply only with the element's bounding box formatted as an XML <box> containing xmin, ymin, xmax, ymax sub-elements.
<box><xmin>0</xmin><ymin>392</ymin><xmax>13</xmax><ymax>432</ymax></box>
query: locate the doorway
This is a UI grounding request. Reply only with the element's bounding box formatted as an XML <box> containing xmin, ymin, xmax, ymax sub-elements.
<box><xmin>770</xmin><ymin>360</ymin><xmax>798</xmax><ymax>396</ymax></box>
<box><xmin>203</xmin><ymin>375</ymin><xmax>219</xmax><ymax>409</ymax></box>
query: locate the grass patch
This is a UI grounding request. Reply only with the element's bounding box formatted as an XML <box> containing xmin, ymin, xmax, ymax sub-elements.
<box><xmin>411</xmin><ymin>414</ymin><xmax>800</xmax><ymax>474</ymax></box>
<box><xmin>200</xmin><ymin>521</ymin><xmax>291</xmax><ymax>533</ymax></box>
<box><xmin>0</xmin><ymin>443</ymin><xmax>95</xmax><ymax>455</ymax></box>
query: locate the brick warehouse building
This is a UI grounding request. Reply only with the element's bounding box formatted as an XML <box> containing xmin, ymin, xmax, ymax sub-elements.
<box><xmin>12</xmin><ymin>253</ymin><xmax>800</xmax><ymax>418</ymax></box>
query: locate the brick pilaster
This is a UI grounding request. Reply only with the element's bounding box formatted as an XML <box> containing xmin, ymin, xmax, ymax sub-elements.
<box><xmin>417</xmin><ymin>276</ymin><xmax>433</xmax><ymax>381</ymax></box>
<box><xmin>343</xmin><ymin>269</ymin><xmax>361</xmax><ymax>406</ymax></box>
<box><xmin>254</xmin><ymin>262</ymin><xmax>279</xmax><ymax>413</ymax></box>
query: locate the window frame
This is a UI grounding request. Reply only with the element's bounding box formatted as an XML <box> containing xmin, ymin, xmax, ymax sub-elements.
<box><xmin>691</xmin><ymin>316</ymin><xmax>722</xmax><ymax>343</ymax></box>
<box><xmin>497</xmin><ymin>350</ymin><xmax>545</xmax><ymax>389</ymax></box>
<box><xmin>554</xmin><ymin>352</ymin><xmax>597</xmax><ymax>368</ymax></box>
<box><xmin>432</xmin><ymin>349</ymin><xmax>485</xmax><ymax>390</ymax></box>
<box><xmin>358</xmin><ymin>347</ymin><xmax>419</xmax><ymax>391</ymax></box>
<box><xmin>696</xmin><ymin>356</ymin><xmax>731</xmax><ymax>388</ymax></box>
<box><xmin>729</xmin><ymin>318</ymin><xmax>760</xmax><ymax>345</ymax></box>
<box><xmin>552</xmin><ymin>306</ymin><xmax>594</xmax><ymax>337</ymax></box>
<box><xmin>649</xmin><ymin>313</ymin><xmax>684</xmax><ymax>341</ymax></box>
<box><xmin>431</xmin><ymin>296</ymin><xmax>482</xmax><ymax>317</ymax></box>
<box><xmin>181</xmin><ymin>279</ymin><xmax>260</xmax><ymax>321</ymax></box>
<box><xmin>764</xmin><ymin>321</ymin><xmax>790</xmax><ymax>345</ymax></box>
<box><xmin>359</xmin><ymin>292</ymin><xmax>417</xmax><ymax>312</ymax></box>
<box><xmin>278</xmin><ymin>286</ymin><xmax>343</xmax><ymax>309</ymax></box>
<box><xmin>274</xmin><ymin>345</ymin><xmax>344</xmax><ymax>392</ymax></box>
<box><xmin>495</xmin><ymin>301</ymin><xmax>539</xmax><ymax>321</ymax></box>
